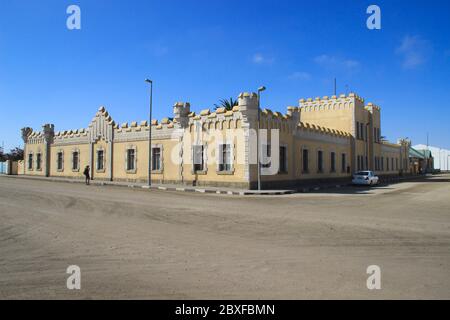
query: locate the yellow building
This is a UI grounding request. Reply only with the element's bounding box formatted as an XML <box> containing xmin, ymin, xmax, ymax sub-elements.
<box><xmin>21</xmin><ymin>92</ymin><xmax>410</xmax><ymax>189</ymax></box>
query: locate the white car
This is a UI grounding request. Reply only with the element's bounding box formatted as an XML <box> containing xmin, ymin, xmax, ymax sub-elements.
<box><xmin>352</xmin><ymin>171</ymin><xmax>379</xmax><ymax>186</ymax></box>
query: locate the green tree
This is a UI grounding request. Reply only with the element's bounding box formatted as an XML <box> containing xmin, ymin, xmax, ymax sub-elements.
<box><xmin>7</xmin><ymin>147</ymin><xmax>24</xmax><ymax>161</ymax></box>
<box><xmin>214</xmin><ymin>98</ymin><xmax>238</xmax><ymax>111</ymax></box>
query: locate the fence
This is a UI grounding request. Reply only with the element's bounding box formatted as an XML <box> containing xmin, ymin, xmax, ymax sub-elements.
<box><xmin>0</xmin><ymin>160</ymin><xmax>19</xmax><ymax>175</ymax></box>
<box><xmin>0</xmin><ymin>161</ymin><xmax>9</xmax><ymax>174</ymax></box>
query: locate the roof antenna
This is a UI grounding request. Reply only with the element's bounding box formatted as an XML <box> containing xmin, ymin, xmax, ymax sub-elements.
<box><xmin>334</xmin><ymin>78</ymin><xmax>337</xmax><ymax>96</ymax></box>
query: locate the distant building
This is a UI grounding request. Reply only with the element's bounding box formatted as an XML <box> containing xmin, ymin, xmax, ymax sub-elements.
<box><xmin>409</xmin><ymin>148</ymin><xmax>434</xmax><ymax>174</ymax></box>
<box><xmin>413</xmin><ymin>145</ymin><xmax>450</xmax><ymax>172</ymax></box>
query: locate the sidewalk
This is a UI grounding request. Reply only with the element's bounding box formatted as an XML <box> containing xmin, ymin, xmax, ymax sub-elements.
<box><xmin>1</xmin><ymin>173</ymin><xmax>437</xmax><ymax>196</ymax></box>
<box><xmin>1</xmin><ymin>175</ymin><xmax>295</xmax><ymax>196</ymax></box>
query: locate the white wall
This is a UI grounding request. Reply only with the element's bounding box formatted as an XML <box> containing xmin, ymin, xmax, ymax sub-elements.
<box><xmin>413</xmin><ymin>144</ymin><xmax>450</xmax><ymax>171</ymax></box>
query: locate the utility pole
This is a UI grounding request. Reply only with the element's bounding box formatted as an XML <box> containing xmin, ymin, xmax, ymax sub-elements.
<box><xmin>145</xmin><ymin>79</ymin><xmax>153</xmax><ymax>187</ymax></box>
<box><xmin>334</xmin><ymin>78</ymin><xmax>337</xmax><ymax>96</ymax></box>
<box><xmin>0</xmin><ymin>141</ymin><xmax>4</xmax><ymax>174</ymax></box>
<box><xmin>257</xmin><ymin>86</ymin><xmax>266</xmax><ymax>191</ymax></box>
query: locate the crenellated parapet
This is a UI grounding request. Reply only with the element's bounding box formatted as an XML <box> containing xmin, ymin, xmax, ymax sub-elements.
<box><xmin>21</xmin><ymin>127</ymin><xmax>33</xmax><ymax>143</ymax></box>
<box><xmin>258</xmin><ymin>108</ymin><xmax>297</xmax><ymax>133</ymax></box>
<box><xmin>238</xmin><ymin>92</ymin><xmax>259</xmax><ymax>125</ymax></box>
<box><xmin>295</xmin><ymin>122</ymin><xmax>351</xmax><ymax>145</ymax></box>
<box><xmin>53</xmin><ymin>128</ymin><xmax>89</xmax><ymax>146</ymax></box>
<box><xmin>114</xmin><ymin>117</ymin><xmax>177</xmax><ymax>142</ymax></box>
<box><xmin>381</xmin><ymin>141</ymin><xmax>401</xmax><ymax>148</ymax></box>
<box><xmin>365</xmin><ymin>102</ymin><xmax>381</xmax><ymax>112</ymax></box>
<box><xmin>397</xmin><ymin>138</ymin><xmax>411</xmax><ymax>148</ymax></box>
<box><xmin>286</xmin><ymin>106</ymin><xmax>300</xmax><ymax>124</ymax></box>
<box><xmin>298</xmin><ymin>122</ymin><xmax>351</xmax><ymax>138</ymax></box>
<box><xmin>299</xmin><ymin>93</ymin><xmax>366</xmax><ymax>112</ymax></box>
<box><xmin>184</xmin><ymin>102</ymin><xmax>243</xmax><ymax>132</ymax></box>
<box><xmin>173</xmin><ymin>102</ymin><xmax>190</xmax><ymax>129</ymax></box>
<box><xmin>23</xmin><ymin>130</ymin><xmax>45</xmax><ymax>145</ymax></box>
<box><xmin>22</xmin><ymin>124</ymin><xmax>55</xmax><ymax>145</ymax></box>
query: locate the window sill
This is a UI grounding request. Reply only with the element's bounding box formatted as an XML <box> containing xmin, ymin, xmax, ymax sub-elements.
<box><xmin>192</xmin><ymin>170</ymin><xmax>207</xmax><ymax>175</ymax></box>
<box><xmin>72</xmin><ymin>169</ymin><xmax>80</xmax><ymax>173</ymax></box>
<box><xmin>151</xmin><ymin>170</ymin><xmax>163</xmax><ymax>174</ymax></box>
<box><xmin>126</xmin><ymin>170</ymin><xmax>137</xmax><ymax>174</ymax></box>
<box><xmin>96</xmin><ymin>169</ymin><xmax>105</xmax><ymax>173</ymax></box>
<box><xmin>57</xmin><ymin>169</ymin><xmax>64</xmax><ymax>172</ymax></box>
<box><xmin>216</xmin><ymin>170</ymin><xmax>234</xmax><ymax>175</ymax></box>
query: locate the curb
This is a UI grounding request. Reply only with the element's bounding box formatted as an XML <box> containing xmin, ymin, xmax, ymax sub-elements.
<box><xmin>1</xmin><ymin>175</ymin><xmax>295</xmax><ymax>196</ymax></box>
<box><xmin>1</xmin><ymin>174</ymin><xmax>432</xmax><ymax>196</ymax></box>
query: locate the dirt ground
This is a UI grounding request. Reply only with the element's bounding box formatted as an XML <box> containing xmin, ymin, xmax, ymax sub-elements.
<box><xmin>0</xmin><ymin>175</ymin><xmax>449</xmax><ymax>299</ymax></box>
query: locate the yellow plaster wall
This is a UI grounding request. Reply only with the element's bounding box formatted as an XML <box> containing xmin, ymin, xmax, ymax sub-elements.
<box><xmin>112</xmin><ymin>139</ymin><xmax>180</xmax><ymax>182</ymax></box>
<box><xmin>181</xmin><ymin>117</ymin><xmax>247</xmax><ymax>185</ymax></box>
<box><xmin>49</xmin><ymin>143</ymin><xmax>90</xmax><ymax>178</ymax></box>
<box><xmin>24</xmin><ymin>141</ymin><xmax>47</xmax><ymax>176</ymax></box>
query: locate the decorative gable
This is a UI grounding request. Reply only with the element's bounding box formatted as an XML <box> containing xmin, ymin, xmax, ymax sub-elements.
<box><xmin>88</xmin><ymin>106</ymin><xmax>115</xmax><ymax>143</ymax></box>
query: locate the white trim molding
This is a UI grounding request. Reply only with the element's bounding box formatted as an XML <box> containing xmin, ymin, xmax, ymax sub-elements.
<box><xmin>71</xmin><ymin>148</ymin><xmax>80</xmax><ymax>172</ymax></box>
<box><xmin>56</xmin><ymin>149</ymin><xmax>64</xmax><ymax>172</ymax></box>
<box><xmin>125</xmin><ymin>144</ymin><xmax>137</xmax><ymax>174</ymax></box>
<box><xmin>151</xmin><ymin>143</ymin><xmax>164</xmax><ymax>174</ymax></box>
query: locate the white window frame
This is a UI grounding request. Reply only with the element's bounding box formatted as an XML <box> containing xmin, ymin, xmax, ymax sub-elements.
<box><xmin>28</xmin><ymin>152</ymin><xmax>34</xmax><ymax>171</ymax></box>
<box><xmin>317</xmin><ymin>149</ymin><xmax>324</xmax><ymax>173</ymax></box>
<box><xmin>36</xmin><ymin>151</ymin><xmax>42</xmax><ymax>171</ymax></box>
<box><xmin>125</xmin><ymin>145</ymin><xmax>137</xmax><ymax>174</ymax></box>
<box><xmin>341</xmin><ymin>153</ymin><xmax>347</xmax><ymax>173</ymax></box>
<box><xmin>216</xmin><ymin>141</ymin><xmax>235</xmax><ymax>174</ymax></box>
<box><xmin>279</xmin><ymin>144</ymin><xmax>288</xmax><ymax>174</ymax></box>
<box><xmin>151</xmin><ymin>144</ymin><xmax>163</xmax><ymax>173</ymax></box>
<box><xmin>96</xmin><ymin>147</ymin><xmax>105</xmax><ymax>173</ymax></box>
<box><xmin>192</xmin><ymin>144</ymin><xmax>207</xmax><ymax>174</ymax></box>
<box><xmin>56</xmin><ymin>150</ymin><xmax>64</xmax><ymax>172</ymax></box>
<box><xmin>261</xmin><ymin>143</ymin><xmax>271</xmax><ymax>169</ymax></box>
<box><xmin>72</xmin><ymin>149</ymin><xmax>80</xmax><ymax>172</ymax></box>
<box><xmin>330</xmin><ymin>150</ymin><xmax>336</xmax><ymax>173</ymax></box>
<box><xmin>301</xmin><ymin>147</ymin><xmax>309</xmax><ymax>174</ymax></box>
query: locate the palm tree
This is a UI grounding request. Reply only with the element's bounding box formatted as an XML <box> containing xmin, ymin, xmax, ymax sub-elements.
<box><xmin>214</xmin><ymin>98</ymin><xmax>238</xmax><ymax>111</ymax></box>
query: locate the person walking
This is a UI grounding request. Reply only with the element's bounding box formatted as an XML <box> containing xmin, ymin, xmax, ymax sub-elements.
<box><xmin>83</xmin><ymin>165</ymin><xmax>90</xmax><ymax>185</ymax></box>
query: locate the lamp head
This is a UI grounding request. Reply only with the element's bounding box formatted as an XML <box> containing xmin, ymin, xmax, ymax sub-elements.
<box><xmin>258</xmin><ymin>86</ymin><xmax>266</xmax><ymax>92</ymax></box>
<box><xmin>145</xmin><ymin>79</ymin><xmax>153</xmax><ymax>84</ymax></box>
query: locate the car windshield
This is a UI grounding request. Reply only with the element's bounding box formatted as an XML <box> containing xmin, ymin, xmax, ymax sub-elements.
<box><xmin>355</xmin><ymin>171</ymin><xmax>370</xmax><ymax>176</ymax></box>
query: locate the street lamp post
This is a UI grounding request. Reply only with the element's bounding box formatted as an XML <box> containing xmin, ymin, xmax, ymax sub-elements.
<box><xmin>257</xmin><ymin>86</ymin><xmax>266</xmax><ymax>191</ymax></box>
<box><xmin>145</xmin><ymin>79</ymin><xmax>153</xmax><ymax>187</ymax></box>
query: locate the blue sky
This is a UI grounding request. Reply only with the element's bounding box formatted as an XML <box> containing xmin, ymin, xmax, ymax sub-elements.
<box><xmin>1</xmin><ymin>0</ymin><xmax>449</xmax><ymax>151</ymax></box>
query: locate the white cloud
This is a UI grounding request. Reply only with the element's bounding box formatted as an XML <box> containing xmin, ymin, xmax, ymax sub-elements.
<box><xmin>288</xmin><ymin>71</ymin><xmax>311</xmax><ymax>81</ymax></box>
<box><xmin>314</xmin><ymin>54</ymin><xmax>360</xmax><ymax>71</ymax></box>
<box><xmin>252</xmin><ymin>53</ymin><xmax>274</xmax><ymax>65</ymax></box>
<box><xmin>395</xmin><ymin>35</ymin><xmax>431</xmax><ymax>69</ymax></box>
